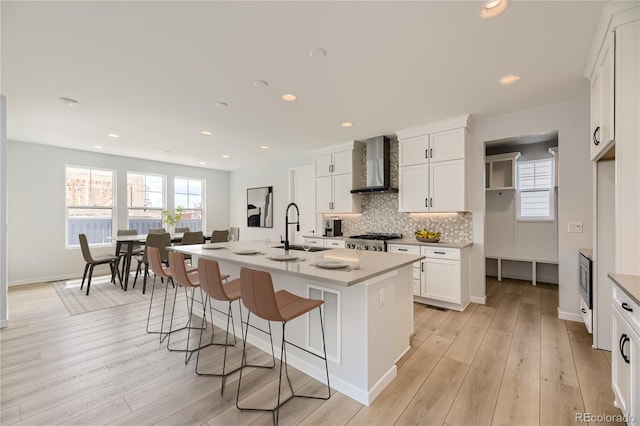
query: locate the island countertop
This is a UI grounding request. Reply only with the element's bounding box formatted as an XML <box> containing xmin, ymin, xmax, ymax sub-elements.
<box><xmin>171</xmin><ymin>241</ymin><xmax>423</xmax><ymax>287</ymax></box>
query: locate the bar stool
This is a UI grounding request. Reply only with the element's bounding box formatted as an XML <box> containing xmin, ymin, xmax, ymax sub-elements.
<box><xmin>167</xmin><ymin>251</ymin><xmax>211</xmax><ymax>364</ymax></box>
<box><xmin>235</xmin><ymin>267</ymin><xmax>331</xmax><ymax>425</ymax></box>
<box><xmin>146</xmin><ymin>247</ymin><xmax>196</xmax><ymax>342</ymax></box>
<box><xmin>195</xmin><ymin>257</ymin><xmax>246</xmax><ymax>394</ymax></box>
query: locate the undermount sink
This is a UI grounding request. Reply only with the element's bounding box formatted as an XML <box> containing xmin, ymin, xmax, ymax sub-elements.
<box><xmin>272</xmin><ymin>244</ymin><xmax>331</xmax><ymax>252</ymax></box>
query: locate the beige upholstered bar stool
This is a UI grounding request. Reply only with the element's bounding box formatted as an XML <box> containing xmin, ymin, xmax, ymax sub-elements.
<box><xmin>236</xmin><ymin>267</ymin><xmax>331</xmax><ymax>425</ymax></box>
<box><xmin>167</xmin><ymin>251</ymin><xmax>212</xmax><ymax>364</ymax></box>
<box><xmin>195</xmin><ymin>258</ymin><xmax>245</xmax><ymax>394</ymax></box>
<box><xmin>146</xmin><ymin>246</ymin><xmax>196</xmax><ymax>342</ymax></box>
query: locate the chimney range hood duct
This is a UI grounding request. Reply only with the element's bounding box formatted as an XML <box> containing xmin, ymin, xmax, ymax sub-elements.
<box><xmin>351</xmin><ymin>136</ymin><xmax>398</xmax><ymax>194</ymax></box>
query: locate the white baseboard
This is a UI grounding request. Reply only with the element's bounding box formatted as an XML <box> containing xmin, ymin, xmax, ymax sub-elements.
<box><xmin>558</xmin><ymin>309</ymin><xmax>583</xmax><ymax>323</ymax></box>
<box><xmin>9</xmin><ymin>273</ymin><xmax>79</xmax><ymax>287</ymax></box>
<box><xmin>470</xmin><ymin>295</ymin><xmax>486</xmax><ymax>304</ymax></box>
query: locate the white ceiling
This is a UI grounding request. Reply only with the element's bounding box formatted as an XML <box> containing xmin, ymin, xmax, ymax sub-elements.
<box><xmin>2</xmin><ymin>1</ymin><xmax>605</xmax><ymax>171</ymax></box>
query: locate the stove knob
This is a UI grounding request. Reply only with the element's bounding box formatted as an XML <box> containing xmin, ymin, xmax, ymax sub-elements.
<box><xmin>376</xmin><ymin>246</ymin><xmax>382</xmax><ymax>251</ymax></box>
<box><xmin>364</xmin><ymin>244</ymin><xmax>369</xmax><ymax>250</ymax></box>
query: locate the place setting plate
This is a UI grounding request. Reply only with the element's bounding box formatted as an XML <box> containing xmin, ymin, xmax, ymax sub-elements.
<box><xmin>315</xmin><ymin>260</ymin><xmax>349</xmax><ymax>269</ymax></box>
<box><xmin>267</xmin><ymin>254</ymin><xmax>299</xmax><ymax>261</ymax></box>
<box><xmin>232</xmin><ymin>249</ymin><xmax>262</xmax><ymax>255</ymax></box>
<box><xmin>202</xmin><ymin>244</ymin><xmax>227</xmax><ymax>250</ymax></box>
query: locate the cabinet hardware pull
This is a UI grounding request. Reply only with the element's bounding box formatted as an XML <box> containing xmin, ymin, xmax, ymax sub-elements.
<box><xmin>581</xmin><ymin>308</ymin><xmax>587</xmax><ymax>313</ymax></box>
<box><xmin>430</xmin><ymin>198</ymin><xmax>433</xmax><ymax>208</ymax></box>
<box><xmin>622</xmin><ymin>302</ymin><xmax>633</xmax><ymax>312</ymax></box>
<box><xmin>430</xmin><ymin>148</ymin><xmax>433</xmax><ymax>159</ymax></box>
<box><xmin>399</xmin><ymin>248</ymin><xmax>408</xmax><ymax>252</ymax></box>
<box><xmin>593</xmin><ymin>126</ymin><xmax>600</xmax><ymax>146</ymax></box>
<box><xmin>620</xmin><ymin>334</ymin><xmax>630</xmax><ymax>364</ymax></box>
<box><xmin>434</xmin><ymin>251</ymin><xmax>446</xmax><ymax>255</ymax></box>
<box><xmin>425</xmin><ymin>149</ymin><xmax>428</xmax><ymax>159</ymax></box>
<box><xmin>421</xmin><ymin>262</ymin><xmax>424</xmax><ymax>273</ymax></box>
<box><xmin>425</xmin><ymin>198</ymin><xmax>428</xmax><ymax>208</ymax></box>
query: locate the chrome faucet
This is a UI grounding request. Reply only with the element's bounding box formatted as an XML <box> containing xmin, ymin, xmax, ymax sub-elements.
<box><xmin>283</xmin><ymin>202</ymin><xmax>300</xmax><ymax>252</ymax></box>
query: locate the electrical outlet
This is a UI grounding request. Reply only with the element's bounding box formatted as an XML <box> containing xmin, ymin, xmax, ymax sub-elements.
<box><xmin>568</xmin><ymin>222</ymin><xmax>583</xmax><ymax>233</ymax></box>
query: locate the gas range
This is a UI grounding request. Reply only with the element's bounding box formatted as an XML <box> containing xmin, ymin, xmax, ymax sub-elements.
<box><xmin>345</xmin><ymin>233</ymin><xmax>402</xmax><ymax>252</ymax></box>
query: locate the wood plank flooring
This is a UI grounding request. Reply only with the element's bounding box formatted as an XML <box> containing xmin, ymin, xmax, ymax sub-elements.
<box><xmin>0</xmin><ymin>277</ymin><xmax>622</xmax><ymax>425</ymax></box>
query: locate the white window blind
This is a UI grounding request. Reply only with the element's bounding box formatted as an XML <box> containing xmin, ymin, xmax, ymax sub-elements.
<box><xmin>517</xmin><ymin>159</ymin><xmax>554</xmax><ymax>220</ymax></box>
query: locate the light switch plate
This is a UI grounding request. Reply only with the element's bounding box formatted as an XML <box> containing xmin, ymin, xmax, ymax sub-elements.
<box><xmin>568</xmin><ymin>222</ymin><xmax>583</xmax><ymax>233</ymax></box>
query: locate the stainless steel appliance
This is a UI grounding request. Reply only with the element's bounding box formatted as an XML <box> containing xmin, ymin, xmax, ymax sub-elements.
<box><xmin>345</xmin><ymin>233</ymin><xmax>402</xmax><ymax>252</ymax></box>
<box><xmin>324</xmin><ymin>219</ymin><xmax>342</xmax><ymax>237</ymax></box>
<box><xmin>579</xmin><ymin>252</ymin><xmax>593</xmax><ymax>309</ymax></box>
<box><xmin>351</xmin><ymin>136</ymin><xmax>398</xmax><ymax>194</ymax></box>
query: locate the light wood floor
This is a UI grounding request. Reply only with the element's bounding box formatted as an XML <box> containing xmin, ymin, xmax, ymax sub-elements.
<box><xmin>0</xmin><ymin>276</ymin><xmax>623</xmax><ymax>425</ymax></box>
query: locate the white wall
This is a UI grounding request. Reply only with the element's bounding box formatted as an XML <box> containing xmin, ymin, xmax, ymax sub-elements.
<box><xmin>471</xmin><ymin>98</ymin><xmax>592</xmax><ymax>318</ymax></box>
<box><xmin>229</xmin><ymin>158</ymin><xmax>312</xmax><ymax>245</ymax></box>
<box><xmin>1</xmin><ymin>96</ymin><xmax>8</xmax><ymax>327</ymax></box>
<box><xmin>7</xmin><ymin>140</ymin><xmax>230</xmax><ymax>285</ymax></box>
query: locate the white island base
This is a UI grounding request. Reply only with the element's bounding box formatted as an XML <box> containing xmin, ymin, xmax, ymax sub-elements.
<box><xmin>175</xmin><ymin>244</ymin><xmax>418</xmax><ymax>406</ymax></box>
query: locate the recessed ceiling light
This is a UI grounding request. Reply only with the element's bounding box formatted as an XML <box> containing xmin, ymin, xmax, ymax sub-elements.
<box><xmin>94</xmin><ymin>145</ymin><xmax>103</xmax><ymax>149</ymax></box>
<box><xmin>282</xmin><ymin>94</ymin><xmax>297</xmax><ymax>102</ymax></box>
<box><xmin>59</xmin><ymin>97</ymin><xmax>79</xmax><ymax>107</ymax></box>
<box><xmin>222</xmin><ymin>154</ymin><xmax>230</xmax><ymax>158</ymax></box>
<box><xmin>260</xmin><ymin>145</ymin><xmax>270</xmax><ymax>149</ymax></box>
<box><xmin>215</xmin><ymin>102</ymin><xmax>228</xmax><ymax>108</ymax></box>
<box><xmin>341</xmin><ymin>122</ymin><xmax>353</xmax><ymax>128</ymax></box>
<box><xmin>480</xmin><ymin>0</ymin><xmax>509</xmax><ymax>18</ymax></box>
<box><xmin>309</xmin><ymin>48</ymin><xmax>327</xmax><ymax>58</ymax></box>
<box><xmin>254</xmin><ymin>80</ymin><xmax>269</xmax><ymax>88</ymax></box>
<box><xmin>108</xmin><ymin>133</ymin><xmax>119</xmax><ymax>138</ymax></box>
<box><xmin>199</xmin><ymin>161</ymin><xmax>206</xmax><ymax>165</ymax></box>
<box><xmin>201</xmin><ymin>130</ymin><xmax>213</xmax><ymax>136</ymax></box>
<box><xmin>500</xmin><ymin>74</ymin><xmax>521</xmax><ymax>85</ymax></box>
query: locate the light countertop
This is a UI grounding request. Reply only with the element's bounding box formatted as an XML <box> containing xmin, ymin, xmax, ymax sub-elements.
<box><xmin>609</xmin><ymin>273</ymin><xmax>640</xmax><ymax>306</ymax></box>
<box><xmin>171</xmin><ymin>241</ymin><xmax>423</xmax><ymax>287</ymax></box>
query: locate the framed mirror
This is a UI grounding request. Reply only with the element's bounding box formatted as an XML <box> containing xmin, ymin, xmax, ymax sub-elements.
<box><xmin>247</xmin><ymin>186</ymin><xmax>273</xmax><ymax>228</ymax></box>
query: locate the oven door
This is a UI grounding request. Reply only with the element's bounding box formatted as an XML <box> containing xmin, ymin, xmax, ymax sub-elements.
<box><xmin>579</xmin><ymin>253</ymin><xmax>592</xmax><ymax>309</ymax></box>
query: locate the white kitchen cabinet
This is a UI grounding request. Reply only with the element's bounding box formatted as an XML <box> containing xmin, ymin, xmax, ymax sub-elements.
<box><xmin>397</xmin><ymin>117</ymin><xmax>470</xmax><ymax>213</ymax></box>
<box><xmin>313</xmin><ymin>142</ymin><xmax>362</xmax><ymax>214</ymax></box>
<box><xmin>485</xmin><ymin>152</ymin><xmax>521</xmax><ymax>190</ymax></box>
<box><xmin>324</xmin><ymin>239</ymin><xmax>345</xmax><ymax>249</ymax></box>
<box><xmin>590</xmin><ymin>31</ymin><xmax>615</xmax><ymax>161</ymax></box>
<box><xmin>303</xmin><ymin>237</ymin><xmax>324</xmax><ymax>248</ymax></box>
<box><xmin>387</xmin><ymin>244</ymin><xmax>421</xmax><ymax>296</ymax></box>
<box><xmin>611</xmin><ymin>280</ymin><xmax>640</xmax><ymax>423</ymax></box>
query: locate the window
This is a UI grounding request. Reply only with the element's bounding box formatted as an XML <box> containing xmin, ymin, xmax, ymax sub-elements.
<box><xmin>127</xmin><ymin>172</ymin><xmax>165</xmax><ymax>233</ymax></box>
<box><xmin>175</xmin><ymin>177</ymin><xmax>204</xmax><ymax>231</ymax></box>
<box><xmin>516</xmin><ymin>158</ymin><xmax>555</xmax><ymax>221</ymax></box>
<box><xmin>66</xmin><ymin>166</ymin><xmax>114</xmax><ymax>247</ymax></box>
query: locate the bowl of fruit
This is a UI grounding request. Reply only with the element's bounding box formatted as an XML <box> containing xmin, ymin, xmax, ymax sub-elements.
<box><xmin>415</xmin><ymin>229</ymin><xmax>441</xmax><ymax>243</ymax></box>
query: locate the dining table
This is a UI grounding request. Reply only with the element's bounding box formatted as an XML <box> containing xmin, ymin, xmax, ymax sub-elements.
<box><xmin>114</xmin><ymin>233</ymin><xmax>210</xmax><ymax>291</ymax></box>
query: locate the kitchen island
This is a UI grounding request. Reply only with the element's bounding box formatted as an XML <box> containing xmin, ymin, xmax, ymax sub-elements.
<box><xmin>171</xmin><ymin>241</ymin><xmax>423</xmax><ymax>406</ymax></box>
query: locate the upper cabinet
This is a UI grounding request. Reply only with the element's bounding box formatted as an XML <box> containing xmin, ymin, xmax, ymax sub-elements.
<box><xmin>313</xmin><ymin>141</ymin><xmax>363</xmax><ymax>214</ymax></box>
<box><xmin>396</xmin><ymin>115</ymin><xmax>471</xmax><ymax>213</ymax></box>
<box><xmin>590</xmin><ymin>31</ymin><xmax>616</xmax><ymax>160</ymax></box>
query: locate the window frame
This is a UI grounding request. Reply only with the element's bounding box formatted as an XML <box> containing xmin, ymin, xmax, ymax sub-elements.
<box><xmin>65</xmin><ymin>165</ymin><xmax>116</xmax><ymax>249</ymax></box>
<box><xmin>515</xmin><ymin>158</ymin><xmax>556</xmax><ymax>223</ymax></box>
<box><xmin>174</xmin><ymin>176</ymin><xmax>205</xmax><ymax>232</ymax></box>
<box><xmin>126</xmin><ymin>171</ymin><xmax>166</xmax><ymax>233</ymax></box>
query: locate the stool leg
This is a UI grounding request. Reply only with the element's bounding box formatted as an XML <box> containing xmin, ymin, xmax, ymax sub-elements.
<box><xmin>319</xmin><ymin>306</ymin><xmax>331</xmax><ymax>399</ymax></box>
<box><xmin>145</xmin><ymin>273</ymin><xmax>157</xmax><ymax>334</ymax></box>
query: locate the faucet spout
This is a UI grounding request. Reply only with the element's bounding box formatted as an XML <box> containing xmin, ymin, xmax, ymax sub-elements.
<box><xmin>284</xmin><ymin>202</ymin><xmax>300</xmax><ymax>252</ymax></box>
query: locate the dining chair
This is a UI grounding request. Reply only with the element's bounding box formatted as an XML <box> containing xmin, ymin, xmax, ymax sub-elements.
<box><xmin>175</xmin><ymin>227</ymin><xmax>190</xmax><ymax>233</ymax></box>
<box><xmin>78</xmin><ymin>234</ymin><xmax>122</xmax><ymax>296</ymax></box>
<box><xmin>133</xmin><ymin>232</ymin><xmax>171</xmax><ymax>294</ymax></box>
<box><xmin>167</xmin><ymin>251</ymin><xmax>212</xmax><ymax>364</ymax></box>
<box><xmin>229</xmin><ymin>227</ymin><xmax>240</xmax><ymax>241</ymax></box>
<box><xmin>181</xmin><ymin>231</ymin><xmax>204</xmax><ymax>245</ymax></box>
<box><xmin>211</xmin><ymin>230</ymin><xmax>229</xmax><ymax>243</ymax></box>
<box><xmin>116</xmin><ymin>229</ymin><xmax>144</xmax><ymax>275</ymax></box>
<box><xmin>148</xmin><ymin>228</ymin><xmax>167</xmax><ymax>234</ymax></box>
<box><xmin>235</xmin><ymin>267</ymin><xmax>330</xmax><ymax>425</ymax></box>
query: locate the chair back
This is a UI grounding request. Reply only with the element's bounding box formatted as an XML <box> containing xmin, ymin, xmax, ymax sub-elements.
<box><xmin>239</xmin><ymin>267</ymin><xmax>283</xmax><ymax>322</ymax></box>
<box><xmin>117</xmin><ymin>229</ymin><xmax>137</xmax><ymax>236</ymax></box>
<box><xmin>147</xmin><ymin>246</ymin><xmax>170</xmax><ymax>279</ymax></box>
<box><xmin>175</xmin><ymin>227</ymin><xmax>190</xmax><ymax>233</ymax></box>
<box><xmin>211</xmin><ymin>230</ymin><xmax>229</xmax><ymax>243</ymax></box>
<box><xmin>181</xmin><ymin>231</ymin><xmax>204</xmax><ymax>245</ymax></box>
<box><xmin>198</xmin><ymin>258</ymin><xmax>230</xmax><ymax>301</ymax></box>
<box><xmin>148</xmin><ymin>228</ymin><xmax>167</xmax><ymax>234</ymax></box>
<box><xmin>230</xmin><ymin>227</ymin><xmax>240</xmax><ymax>241</ymax></box>
<box><xmin>142</xmin><ymin>232</ymin><xmax>171</xmax><ymax>263</ymax></box>
<box><xmin>78</xmin><ymin>234</ymin><xmax>95</xmax><ymax>263</ymax></box>
<box><xmin>169</xmin><ymin>251</ymin><xmax>197</xmax><ymax>288</ymax></box>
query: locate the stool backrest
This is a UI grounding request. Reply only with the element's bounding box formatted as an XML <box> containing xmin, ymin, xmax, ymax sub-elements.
<box><xmin>169</xmin><ymin>251</ymin><xmax>197</xmax><ymax>288</ymax></box>
<box><xmin>239</xmin><ymin>267</ymin><xmax>283</xmax><ymax>322</ymax></box>
<box><xmin>198</xmin><ymin>258</ymin><xmax>229</xmax><ymax>301</ymax></box>
<box><xmin>147</xmin><ymin>246</ymin><xmax>170</xmax><ymax>279</ymax></box>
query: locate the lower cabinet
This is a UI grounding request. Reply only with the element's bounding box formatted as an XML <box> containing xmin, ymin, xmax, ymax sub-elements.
<box><xmin>387</xmin><ymin>244</ymin><xmax>470</xmax><ymax>311</ymax></box>
<box><xmin>611</xmin><ymin>284</ymin><xmax>640</xmax><ymax>424</ymax></box>
<box><xmin>324</xmin><ymin>239</ymin><xmax>346</xmax><ymax>249</ymax></box>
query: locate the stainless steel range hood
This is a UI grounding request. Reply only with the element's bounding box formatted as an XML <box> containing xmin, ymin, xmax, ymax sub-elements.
<box><xmin>351</xmin><ymin>136</ymin><xmax>398</xmax><ymax>194</ymax></box>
